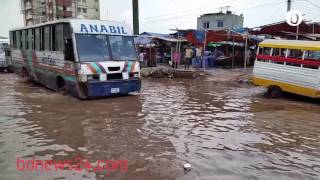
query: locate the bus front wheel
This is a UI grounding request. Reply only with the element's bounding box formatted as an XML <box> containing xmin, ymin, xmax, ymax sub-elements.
<box><xmin>265</xmin><ymin>86</ymin><xmax>282</xmax><ymax>98</ymax></box>
<box><xmin>57</xmin><ymin>77</ymin><xmax>66</xmax><ymax>93</ymax></box>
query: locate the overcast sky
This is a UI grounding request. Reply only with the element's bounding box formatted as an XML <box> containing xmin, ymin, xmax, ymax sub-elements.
<box><xmin>1</xmin><ymin>0</ymin><xmax>319</xmax><ymax>37</ymax></box>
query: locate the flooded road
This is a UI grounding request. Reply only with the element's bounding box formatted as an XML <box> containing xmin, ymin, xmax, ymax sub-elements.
<box><xmin>0</xmin><ymin>73</ymin><xmax>320</xmax><ymax>180</ymax></box>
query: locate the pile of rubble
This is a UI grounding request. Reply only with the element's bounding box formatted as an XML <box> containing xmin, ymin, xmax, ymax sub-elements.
<box><xmin>141</xmin><ymin>66</ymin><xmax>208</xmax><ymax>79</ymax></box>
<box><xmin>141</xmin><ymin>67</ymin><xmax>174</xmax><ymax>78</ymax></box>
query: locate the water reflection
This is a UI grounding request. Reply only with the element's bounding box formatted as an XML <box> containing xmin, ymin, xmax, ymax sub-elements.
<box><xmin>0</xmin><ymin>74</ymin><xmax>320</xmax><ymax>180</ymax></box>
<box><xmin>142</xmin><ymin>79</ymin><xmax>320</xmax><ymax>180</ymax></box>
<box><xmin>0</xmin><ymin>74</ymin><xmax>181</xmax><ymax>180</ymax></box>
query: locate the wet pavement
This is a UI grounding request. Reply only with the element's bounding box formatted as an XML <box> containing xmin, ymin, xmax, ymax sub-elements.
<box><xmin>0</xmin><ymin>73</ymin><xmax>320</xmax><ymax>180</ymax></box>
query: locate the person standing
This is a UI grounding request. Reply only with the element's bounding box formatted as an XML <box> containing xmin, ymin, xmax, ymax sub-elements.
<box><xmin>139</xmin><ymin>51</ymin><xmax>145</xmax><ymax>67</ymax></box>
<box><xmin>173</xmin><ymin>50</ymin><xmax>180</xmax><ymax>69</ymax></box>
<box><xmin>184</xmin><ymin>47</ymin><xmax>193</xmax><ymax>70</ymax></box>
<box><xmin>196</xmin><ymin>47</ymin><xmax>203</xmax><ymax>70</ymax></box>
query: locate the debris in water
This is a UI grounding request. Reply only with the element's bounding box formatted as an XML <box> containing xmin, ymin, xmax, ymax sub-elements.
<box><xmin>183</xmin><ymin>163</ymin><xmax>192</xmax><ymax>171</ymax></box>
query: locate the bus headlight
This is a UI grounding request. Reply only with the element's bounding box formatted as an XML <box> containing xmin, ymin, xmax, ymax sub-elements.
<box><xmin>87</xmin><ymin>75</ymin><xmax>100</xmax><ymax>81</ymax></box>
<box><xmin>78</xmin><ymin>74</ymin><xmax>87</xmax><ymax>82</ymax></box>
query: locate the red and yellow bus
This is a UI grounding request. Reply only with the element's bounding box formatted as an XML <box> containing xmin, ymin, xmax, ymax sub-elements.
<box><xmin>253</xmin><ymin>39</ymin><xmax>320</xmax><ymax>98</ymax></box>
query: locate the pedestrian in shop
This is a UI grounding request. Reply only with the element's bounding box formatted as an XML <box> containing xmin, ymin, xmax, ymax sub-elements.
<box><xmin>184</xmin><ymin>47</ymin><xmax>193</xmax><ymax>70</ymax></box>
<box><xmin>196</xmin><ymin>47</ymin><xmax>203</xmax><ymax>70</ymax></box>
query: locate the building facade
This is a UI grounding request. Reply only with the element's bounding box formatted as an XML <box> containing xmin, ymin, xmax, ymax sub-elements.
<box><xmin>20</xmin><ymin>0</ymin><xmax>100</xmax><ymax>26</ymax></box>
<box><xmin>197</xmin><ymin>11</ymin><xmax>244</xmax><ymax>31</ymax></box>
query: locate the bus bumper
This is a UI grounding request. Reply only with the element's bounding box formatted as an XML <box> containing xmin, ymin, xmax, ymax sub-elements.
<box><xmin>85</xmin><ymin>79</ymin><xmax>141</xmax><ymax>98</ymax></box>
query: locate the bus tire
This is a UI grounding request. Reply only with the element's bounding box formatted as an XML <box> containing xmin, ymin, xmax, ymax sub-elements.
<box><xmin>57</xmin><ymin>76</ymin><xmax>67</xmax><ymax>93</ymax></box>
<box><xmin>265</xmin><ymin>86</ymin><xmax>282</xmax><ymax>98</ymax></box>
<box><xmin>21</xmin><ymin>67</ymin><xmax>31</xmax><ymax>82</ymax></box>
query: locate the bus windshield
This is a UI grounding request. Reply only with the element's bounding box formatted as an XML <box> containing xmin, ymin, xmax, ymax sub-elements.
<box><xmin>76</xmin><ymin>34</ymin><xmax>111</xmax><ymax>62</ymax></box>
<box><xmin>109</xmin><ymin>36</ymin><xmax>137</xmax><ymax>61</ymax></box>
<box><xmin>76</xmin><ymin>34</ymin><xmax>137</xmax><ymax>62</ymax></box>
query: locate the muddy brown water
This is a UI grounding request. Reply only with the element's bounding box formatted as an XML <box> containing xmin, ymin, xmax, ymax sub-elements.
<box><xmin>0</xmin><ymin>73</ymin><xmax>319</xmax><ymax>180</ymax></box>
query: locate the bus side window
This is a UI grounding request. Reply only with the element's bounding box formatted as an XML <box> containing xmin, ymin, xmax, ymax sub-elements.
<box><xmin>257</xmin><ymin>47</ymin><xmax>271</xmax><ymax>62</ymax></box>
<box><xmin>26</xmin><ymin>30</ymin><xmax>29</xmax><ymax>50</ymax></box>
<box><xmin>303</xmin><ymin>50</ymin><xmax>320</xmax><ymax>69</ymax></box>
<box><xmin>271</xmin><ymin>48</ymin><xmax>285</xmax><ymax>64</ymax></box>
<box><xmin>272</xmin><ymin>48</ymin><xmax>286</xmax><ymax>57</ymax></box>
<box><xmin>51</xmin><ymin>25</ymin><xmax>56</xmax><ymax>51</ymax></box>
<box><xmin>22</xmin><ymin>30</ymin><xmax>26</xmax><ymax>50</ymax></box>
<box><xmin>258</xmin><ymin>47</ymin><xmax>271</xmax><ymax>56</ymax></box>
<box><xmin>35</xmin><ymin>28</ymin><xmax>40</xmax><ymax>51</ymax></box>
<box><xmin>287</xmin><ymin>49</ymin><xmax>303</xmax><ymax>67</ymax></box>
<box><xmin>305</xmin><ymin>50</ymin><xmax>320</xmax><ymax>60</ymax></box>
<box><xmin>63</xmin><ymin>24</ymin><xmax>74</xmax><ymax>62</ymax></box>
<box><xmin>40</xmin><ymin>27</ymin><xmax>45</xmax><ymax>51</ymax></box>
<box><xmin>28</xmin><ymin>29</ymin><xmax>33</xmax><ymax>50</ymax></box>
<box><xmin>288</xmin><ymin>49</ymin><xmax>303</xmax><ymax>59</ymax></box>
<box><xmin>55</xmin><ymin>24</ymin><xmax>64</xmax><ymax>52</ymax></box>
<box><xmin>44</xmin><ymin>26</ymin><xmax>50</xmax><ymax>51</ymax></box>
<box><xmin>11</xmin><ymin>31</ymin><xmax>17</xmax><ymax>49</ymax></box>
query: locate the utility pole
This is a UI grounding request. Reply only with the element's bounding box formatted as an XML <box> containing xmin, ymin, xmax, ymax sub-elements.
<box><xmin>132</xmin><ymin>0</ymin><xmax>139</xmax><ymax>35</ymax></box>
<box><xmin>287</xmin><ymin>0</ymin><xmax>291</xmax><ymax>12</ymax></box>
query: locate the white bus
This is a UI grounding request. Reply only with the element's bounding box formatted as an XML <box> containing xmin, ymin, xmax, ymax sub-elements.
<box><xmin>9</xmin><ymin>19</ymin><xmax>141</xmax><ymax>99</ymax></box>
<box><xmin>253</xmin><ymin>39</ymin><xmax>320</xmax><ymax>99</ymax></box>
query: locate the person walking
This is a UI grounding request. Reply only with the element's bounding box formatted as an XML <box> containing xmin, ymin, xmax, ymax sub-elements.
<box><xmin>184</xmin><ymin>47</ymin><xmax>193</xmax><ymax>70</ymax></box>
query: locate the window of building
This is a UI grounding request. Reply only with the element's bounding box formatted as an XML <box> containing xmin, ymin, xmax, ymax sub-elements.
<box><xmin>77</xmin><ymin>8</ymin><xmax>81</xmax><ymax>12</ymax></box>
<box><xmin>203</xmin><ymin>21</ymin><xmax>209</xmax><ymax>29</ymax></box>
<box><xmin>83</xmin><ymin>0</ymin><xmax>86</xmax><ymax>3</ymax></box>
<box><xmin>217</xmin><ymin>20</ymin><xmax>224</xmax><ymax>28</ymax></box>
<box><xmin>82</xmin><ymin>8</ymin><xmax>87</xmax><ymax>13</ymax></box>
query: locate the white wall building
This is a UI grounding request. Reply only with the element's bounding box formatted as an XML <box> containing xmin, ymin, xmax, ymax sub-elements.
<box><xmin>197</xmin><ymin>11</ymin><xmax>244</xmax><ymax>31</ymax></box>
<box><xmin>20</xmin><ymin>0</ymin><xmax>100</xmax><ymax>26</ymax></box>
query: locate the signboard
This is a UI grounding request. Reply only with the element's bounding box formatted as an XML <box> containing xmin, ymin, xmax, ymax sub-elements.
<box><xmin>70</xmin><ymin>19</ymin><xmax>132</xmax><ymax>35</ymax></box>
<box><xmin>285</xmin><ymin>10</ymin><xmax>303</xmax><ymax>27</ymax></box>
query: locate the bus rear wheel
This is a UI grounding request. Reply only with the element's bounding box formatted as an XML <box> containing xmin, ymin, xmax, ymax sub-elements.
<box><xmin>265</xmin><ymin>86</ymin><xmax>282</xmax><ymax>98</ymax></box>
